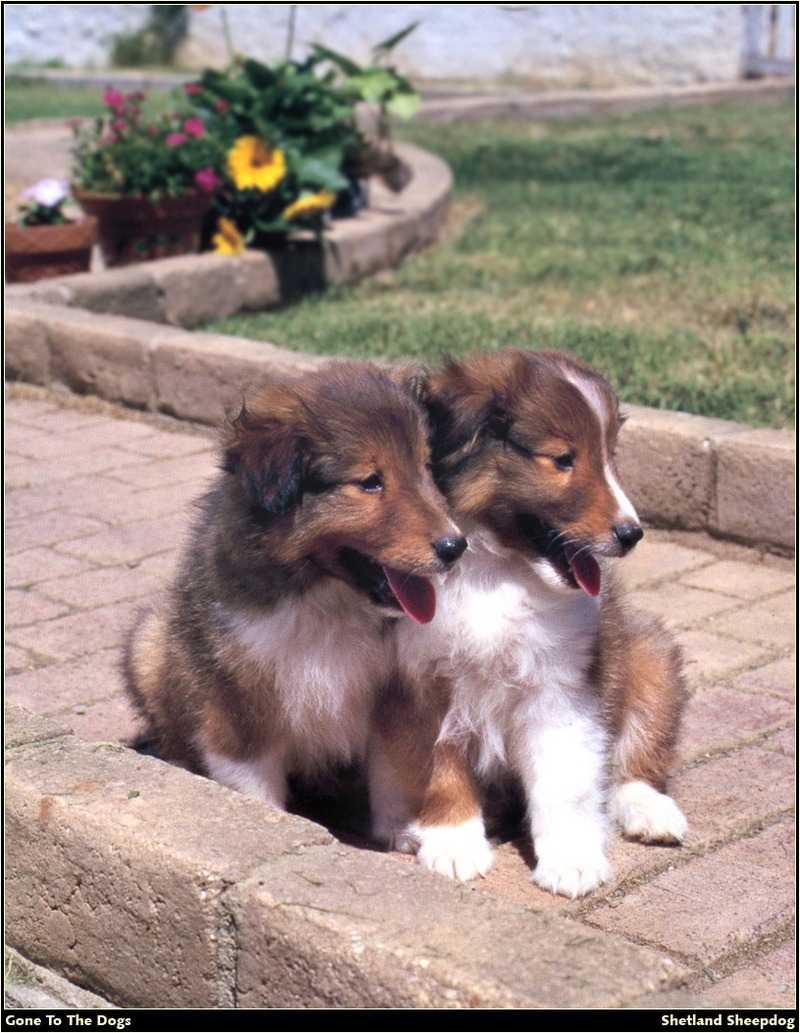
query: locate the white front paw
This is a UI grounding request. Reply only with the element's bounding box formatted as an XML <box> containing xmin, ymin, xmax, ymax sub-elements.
<box><xmin>413</xmin><ymin>817</ymin><xmax>494</xmax><ymax>881</ymax></box>
<box><xmin>612</xmin><ymin>781</ymin><xmax>688</xmax><ymax>843</ymax></box>
<box><xmin>532</xmin><ymin>837</ymin><xmax>611</xmax><ymax>898</ymax></box>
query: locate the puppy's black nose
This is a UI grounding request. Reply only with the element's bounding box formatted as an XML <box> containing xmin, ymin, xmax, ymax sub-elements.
<box><xmin>614</xmin><ymin>523</ymin><xmax>643</xmax><ymax>554</ymax></box>
<box><xmin>433</xmin><ymin>535</ymin><xmax>468</xmax><ymax>567</ymax></box>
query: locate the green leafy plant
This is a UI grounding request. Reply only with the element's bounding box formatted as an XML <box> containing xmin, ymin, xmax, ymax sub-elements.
<box><xmin>184</xmin><ymin>25</ymin><xmax>421</xmax><ymax>248</ymax></box>
<box><xmin>185</xmin><ymin>54</ymin><xmax>367</xmax><ymax>246</ymax></box>
<box><xmin>312</xmin><ymin>22</ymin><xmax>421</xmax><ymax>143</ymax></box>
<box><xmin>70</xmin><ymin>86</ymin><xmax>226</xmax><ymax>202</ymax></box>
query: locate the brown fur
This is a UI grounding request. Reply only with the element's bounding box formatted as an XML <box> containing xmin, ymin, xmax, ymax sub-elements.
<box><xmin>124</xmin><ymin>360</ymin><xmax>465</xmax><ymax>806</ymax></box>
<box><xmin>595</xmin><ymin>592</ymin><xmax>686</xmax><ymax>795</ymax></box>
<box><xmin>373</xmin><ymin>674</ymin><xmax>483</xmax><ymax>828</ymax></box>
<box><xmin>426</xmin><ymin>349</ymin><xmax>636</xmax><ymax>557</ymax></box>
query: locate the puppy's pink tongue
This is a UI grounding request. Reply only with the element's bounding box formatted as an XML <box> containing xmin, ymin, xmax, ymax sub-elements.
<box><xmin>564</xmin><ymin>544</ymin><xmax>602</xmax><ymax>597</ymax></box>
<box><xmin>383</xmin><ymin>567</ymin><xmax>436</xmax><ymax>624</ymax></box>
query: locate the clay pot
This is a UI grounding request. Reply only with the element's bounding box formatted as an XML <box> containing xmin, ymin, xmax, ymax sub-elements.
<box><xmin>73</xmin><ymin>189</ymin><xmax>211</xmax><ymax>267</ymax></box>
<box><xmin>5</xmin><ymin>216</ymin><xmax>98</xmax><ymax>283</ymax></box>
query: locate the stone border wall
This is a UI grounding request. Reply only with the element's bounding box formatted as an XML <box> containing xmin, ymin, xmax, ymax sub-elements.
<box><xmin>5</xmin><ymin>702</ymin><xmax>692</xmax><ymax>1010</ymax></box>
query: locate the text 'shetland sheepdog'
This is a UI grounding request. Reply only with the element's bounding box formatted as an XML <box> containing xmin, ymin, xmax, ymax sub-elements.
<box><xmin>124</xmin><ymin>361</ymin><xmax>466</xmax><ymax>810</ymax></box>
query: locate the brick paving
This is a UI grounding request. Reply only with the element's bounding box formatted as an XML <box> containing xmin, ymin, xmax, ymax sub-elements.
<box><xmin>4</xmin><ymin>382</ymin><xmax>795</xmax><ymax>1010</ymax></box>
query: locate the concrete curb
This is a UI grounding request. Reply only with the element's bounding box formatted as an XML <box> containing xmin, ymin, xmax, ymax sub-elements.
<box><xmin>5</xmin><ymin>702</ymin><xmax>695</xmax><ymax>1010</ymax></box>
<box><xmin>4</xmin><ymin>948</ymin><xmax>115</xmax><ymax>1011</ymax></box>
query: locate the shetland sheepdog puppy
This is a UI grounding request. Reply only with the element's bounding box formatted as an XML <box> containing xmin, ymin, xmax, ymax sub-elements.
<box><xmin>124</xmin><ymin>361</ymin><xmax>466</xmax><ymax>810</ymax></box>
<box><xmin>370</xmin><ymin>349</ymin><xmax>687</xmax><ymax>898</ymax></box>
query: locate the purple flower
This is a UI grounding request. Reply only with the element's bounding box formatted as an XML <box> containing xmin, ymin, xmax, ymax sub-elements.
<box><xmin>166</xmin><ymin>133</ymin><xmax>188</xmax><ymax>147</ymax></box>
<box><xmin>194</xmin><ymin>167</ymin><xmax>220</xmax><ymax>193</ymax></box>
<box><xmin>20</xmin><ymin>177</ymin><xmax>69</xmax><ymax>209</ymax></box>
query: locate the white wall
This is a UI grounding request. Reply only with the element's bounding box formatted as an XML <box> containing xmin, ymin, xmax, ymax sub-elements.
<box><xmin>179</xmin><ymin>4</ymin><xmax>746</xmax><ymax>86</ymax></box>
<box><xmin>5</xmin><ymin>3</ymin><xmax>749</xmax><ymax>87</ymax></box>
<box><xmin>4</xmin><ymin>4</ymin><xmax>151</xmax><ymax>68</ymax></box>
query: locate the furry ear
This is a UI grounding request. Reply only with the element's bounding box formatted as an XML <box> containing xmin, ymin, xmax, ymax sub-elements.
<box><xmin>223</xmin><ymin>401</ymin><xmax>307</xmax><ymax>515</ymax></box>
<box><xmin>424</xmin><ymin>362</ymin><xmax>507</xmax><ymax>465</ymax></box>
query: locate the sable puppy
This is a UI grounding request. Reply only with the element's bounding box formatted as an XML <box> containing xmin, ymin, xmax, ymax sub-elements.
<box><xmin>370</xmin><ymin>349</ymin><xmax>687</xmax><ymax>897</ymax></box>
<box><xmin>125</xmin><ymin>361</ymin><xmax>466</xmax><ymax>809</ymax></box>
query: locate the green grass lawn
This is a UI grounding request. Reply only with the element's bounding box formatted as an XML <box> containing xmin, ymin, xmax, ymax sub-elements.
<box><xmin>4</xmin><ymin>75</ymin><xmax>176</xmax><ymax>122</ymax></box>
<box><xmin>5</xmin><ymin>76</ymin><xmax>106</xmax><ymax>123</ymax></box>
<box><xmin>209</xmin><ymin>102</ymin><xmax>795</xmax><ymax>429</ymax></box>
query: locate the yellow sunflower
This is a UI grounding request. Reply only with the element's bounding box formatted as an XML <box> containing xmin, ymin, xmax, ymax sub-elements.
<box><xmin>212</xmin><ymin>217</ymin><xmax>246</xmax><ymax>256</ymax></box>
<box><xmin>227</xmin><ymin>136</ymin><xmax>287</xmax><ymax>192</ymax></box>
<box><xmin>283</xmin><ymin>190</ymin><xmax>337</xmax><ymax>222</ymax></box>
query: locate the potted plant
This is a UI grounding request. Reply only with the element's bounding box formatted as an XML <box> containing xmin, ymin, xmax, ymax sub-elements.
<box><xmin>70</xmin><ymin>87</ymin><xmax>225</xmax><ymax>266</ymax></box>
<box><xmin>5</xmin><ymin>177</ymin><xmax>98</xmax><ymax>283</ymax></box>
<box><xmin>184</xmin><ymin>54</ymin><xmax>365</xmax><ymax>251</ymax></box>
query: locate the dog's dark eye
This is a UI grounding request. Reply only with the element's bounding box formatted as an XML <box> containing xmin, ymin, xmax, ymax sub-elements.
<box><xmin>360</xmin><ymin>474</ymin><xmax>383</xmax><ymax>493</ymax></box>
<box><xmin>553</xmin><ymin>453</ymin><xmax>575</xmax><ymax>471</ymax></box>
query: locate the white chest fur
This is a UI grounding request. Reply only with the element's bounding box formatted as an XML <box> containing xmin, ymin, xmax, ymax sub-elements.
<box><xmin>396</xmin><ymin>531</ymin><xmax>601</xmax><ymax>771</ymax></box>
<box><xmin>216</xmin><ymin>579</ymin><xmax>394</xmax><ymax>763</ymax></box>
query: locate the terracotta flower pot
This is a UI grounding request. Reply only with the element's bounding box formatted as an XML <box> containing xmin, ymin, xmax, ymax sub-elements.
<box><xmin>73</xmin><ymin>189</ymin><xmax>211</xmax><ymax>267</ymax></box>
<box><xmin>5</xmin><ymin>216</ymin><xmax>98</xmax><ymax>283</ymax></box>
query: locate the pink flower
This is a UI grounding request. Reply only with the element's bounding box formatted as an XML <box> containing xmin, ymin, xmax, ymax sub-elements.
<box><xmin>216</xmin><ymin>100</ymin><xmax>230</xmax><ymax>114</ymax></box>
<box><xmin>194</xmin><ymin>167</ymin><xmax>220</xmax><ymax>193</ymax></box>
<box><xmin>183</xmin><ymin>117</ymin><xmax>206</xmax><ymax>139</ymax></box>
<box><xmin>103</xmin><ymin>86</ymin><xmax>125</xmax><ymax>109</ymax></box>
<box><xmin>166</xmin><ymin>133</ymin><xmax>188</xmax><ymax>147</ymax></box>
<box><xmin>184</xmin><ymin>83</ymin><xmax>202</xmax><ymax>96</ymax></box>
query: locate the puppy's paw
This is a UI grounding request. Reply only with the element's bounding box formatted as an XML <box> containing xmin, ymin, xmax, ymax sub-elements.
<box><xmin>532</xmin><ymin>850</ymin><xmax>611</xmax><ymax>899</ymax></box>
<box><xmin>413</xmin><ymin>817</ymin><xmax>494</xmax><ymax>881</ymax></box>
<box><xmin>531</xmin><ymin>823</ymin><xmax>611</xmax><ymax>898</ymax></box>
<box><xmin>612</xmin><ymin>781</ymin><xmax>688</xmax><ymax>843</ymax></box>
